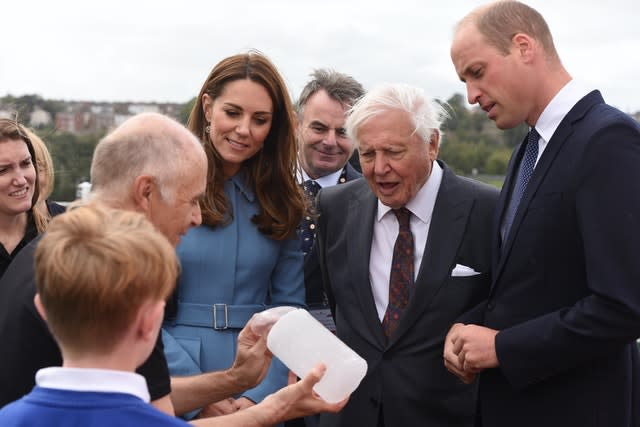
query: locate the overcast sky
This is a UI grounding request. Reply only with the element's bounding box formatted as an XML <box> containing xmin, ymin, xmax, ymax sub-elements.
<box><xmin>2</xmin><ymin>0</ymin><xmax>639</xmax><ymax>112</ymax></box>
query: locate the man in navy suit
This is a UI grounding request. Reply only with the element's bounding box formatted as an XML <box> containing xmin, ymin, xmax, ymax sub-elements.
<box><xmin>290</xmin><ymin>69</ymin><xmax>365</xmax><ymax>427</ymax></box>
<box><xmin>295</xmin><ymin>69</ymin><xmax>365</xmax><ymax>317</ymax></box>
<box><xmin>445</xmin><ymin>2</ymin><xmax>640</xmax><ymax>426</ymax></box>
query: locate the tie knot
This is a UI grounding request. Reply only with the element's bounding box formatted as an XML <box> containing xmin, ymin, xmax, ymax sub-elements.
<box><xmin>303</xmin><ymin>180</ymin><xmax>321</xmax><ymax>198</ymax></box>
<box><xmin>393</xmin><ymin>207</ymin><xmax>411</xmax><ymax>231</ymax></box>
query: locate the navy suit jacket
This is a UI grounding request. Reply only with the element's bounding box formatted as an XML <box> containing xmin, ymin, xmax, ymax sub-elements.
<box><xmin>470</xmin><ymin>91</ymin><xmax>640</xmax><ymax>427</ymax></box>
<box><xmin>303</xmin><ymin>163</ymin><xmax>361</xmax><ymax>306</ymax></box>
<box><xmin>316</xmin><ymin>162</ymin><xmax>498</xmax><ymax>427</ymax></box>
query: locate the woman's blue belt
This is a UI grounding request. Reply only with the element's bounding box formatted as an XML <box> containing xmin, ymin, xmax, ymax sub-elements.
<box><xmin>171</xmin><ymin>302</ymin><xmax>268</xmax><ymax>330</ymax></box>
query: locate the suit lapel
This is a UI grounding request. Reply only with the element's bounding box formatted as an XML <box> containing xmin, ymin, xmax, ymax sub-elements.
<box><xmin>389</xmin><ymin>164</ymin><xmax>472</xmax><ymax>345</ymax></box>
<box><xmin>491</xmin><ymin>136</ymin><xmax>526</xmax><ymax>273</ymax></box>
<box><xmin>346</xmin><ymin>183</ymin><xmax>387</xmax><ymax>348</ymax></box>
<box><xmin>493</xmin><ymin>91</ymin><xmax>603</xmax><ymax>287</ymax></box>
<box><xmin>344</xmin><ymin>163</ymin><xmax>363</xmax><ymax>181</ymax></box>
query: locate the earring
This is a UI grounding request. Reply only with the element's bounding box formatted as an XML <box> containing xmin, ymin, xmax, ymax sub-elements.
<box><xmin>205</xmin><ymin>124</ymin><xmax>211</xmax><ymax>134</ymax></box>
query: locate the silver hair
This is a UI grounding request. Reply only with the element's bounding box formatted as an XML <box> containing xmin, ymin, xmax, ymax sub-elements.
<box><xmin>345</xmin><ymin>83</ymin><xmax>448</xmax><ymax>147</ymax></box>
<box><xmin>295</xmin><ymin>68</ymin><xmax>365</xmax><ymax>117</ymax></box>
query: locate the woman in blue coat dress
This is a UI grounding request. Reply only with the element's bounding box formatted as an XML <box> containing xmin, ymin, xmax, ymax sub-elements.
<box><xmin>162</xmin><ymin>51</ymin><xmax>306</xmax><ymax>418</ymax></box>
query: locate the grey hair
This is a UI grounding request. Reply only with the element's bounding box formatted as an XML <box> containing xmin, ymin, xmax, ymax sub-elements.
<box><xmin>345</xmin><ymin>83</ymin><xmax>448</xmax><ymax>147</ymax></box>
<box><xmin>295</xmin><ymin>68</ymin><xmax>365</xmax><ymax>117</ymax></box>
<box><xmin>90</xmin><ymin>113</ymin><xmax>204</xmax><ymax>202</ymax></box>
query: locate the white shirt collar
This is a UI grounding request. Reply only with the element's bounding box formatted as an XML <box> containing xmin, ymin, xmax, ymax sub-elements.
<box><xmin>299</xmin><ymin>167</ymin><xmax>345</xmax><ymax>188</ymax></box>
<box><xmin>535</xmin><ymin>79</ymin><xmax>592</xmax><ymax>142</ymax></box>
<box><xmin>35</xmin><ymin>367</ymin><xmax>150</xmax><ymax>402</ymax></box>
<box><xmin>376</xmin><ymin>160</ymin><xmax>443</xmax><ymax>223</ymax></box>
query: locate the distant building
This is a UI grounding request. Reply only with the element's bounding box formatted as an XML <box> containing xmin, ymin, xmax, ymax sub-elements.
<box><xmin>0</xmin><ymin>97</ymin><xmax>185</xmax><ymax>135</ymax></box>
<box><xmin>114</xmin><ymin>113</ymin><xmax>134</xmax><ymax>128</ymax></box>
<box><xmin>29</xmin><ymin>107</ymin><xmax>52</xmax><ymax>127</ymax></box>
<box><xmin>129</xmin><ymin>104</ymin><xmax>160</xmax><ymax>115</ymax></box>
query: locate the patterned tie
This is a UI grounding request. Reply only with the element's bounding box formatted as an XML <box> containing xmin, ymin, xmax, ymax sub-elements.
<box><xmin>300</xmin><ymin>179</ymin><xmax>322</xmax><ymax>255</ymax></box>
<box><xmin>501</xmin><ymin>128</ymin><xmax>540</xmax><ymax>242</ymax></box>
<box><xmin>382</xmin><ymin>207</ymin><xmax>414</xmax><ymax>338</ymax></box>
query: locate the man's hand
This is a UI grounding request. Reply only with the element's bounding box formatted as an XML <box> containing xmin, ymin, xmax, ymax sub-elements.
<box><xmin>451</xmin><ymin>324</ymin><xmax>499</xmax><ymax>372</ymax></box>
<box><xmin>198</xmin><ymin>398</ymin><xmax>238</xmax><ymax>418</ymax></box>
<box><xmin>261</xmin><ymin>364</ymin><xmax>347</xmax><ymax>423</ymax></box>
<box><xmin>443</xmin><ymin>323</ymin><xmax>477</xmax><ymax>384</ymax></box>
<box><xmin>198</xmin><ymin>397</ymin><xmax>256</xmax><ymax>418</ymax></box>
<box><xmin>228</xmin><ymin>323</ymin><xmax>272</xmax><ymax>391</ymax></box>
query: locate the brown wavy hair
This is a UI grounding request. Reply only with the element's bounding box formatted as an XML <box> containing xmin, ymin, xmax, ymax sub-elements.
<box><xmin>188</xmin><ymin>51</ymin><xmax>304</xmax><ymax>240</ymax></box>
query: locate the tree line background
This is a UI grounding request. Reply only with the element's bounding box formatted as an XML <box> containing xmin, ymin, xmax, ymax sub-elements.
<box><xmin>3</xmin><ymin>93</ymin><xmax>531</xmax><ymax>201</ymax></box>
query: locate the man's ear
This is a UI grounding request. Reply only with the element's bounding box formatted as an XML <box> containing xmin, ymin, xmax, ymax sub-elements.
<box><xmin>33</xmin><ymin>293</ymin><xmax>47</xmax><ymax>321</ymax></box>
<box><xmin>429</xmin><ymin>130</ymin><xmax>441</xmax><ymax>159</ymax></box>
<box><xmin>133</xmin><ymin>175</ymin><xmax>156</xmax><ymax>213</ymax></box>
<box><xmin>511</xmin><ymin>33</ymin><xmax>536</xmax><ymax>63</ymax></box>
<box><xmin>292</xmin><ymin>111</ymin><xmax>301</xmax><ymax>130</ymax></box>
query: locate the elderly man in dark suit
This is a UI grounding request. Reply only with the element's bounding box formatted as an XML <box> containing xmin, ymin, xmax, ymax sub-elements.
<box><xmin>315</xmin><ymin>83</ymin><xmax>499</xmax><ymax>427</ymax></box>
<box><xmin>445</xmin><ymin>2</ymin><xmax>640</xmax><ymax>427</ymax></box>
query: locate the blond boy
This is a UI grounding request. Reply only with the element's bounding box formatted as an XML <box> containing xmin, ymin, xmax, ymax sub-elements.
<box><xmin>0</xmin><ymin>205</ymin><xmax>188</xmax><ymax>426</ymax></box>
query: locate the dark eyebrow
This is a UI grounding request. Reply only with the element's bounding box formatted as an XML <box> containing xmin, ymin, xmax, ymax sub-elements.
<box><xmin>223</xmin><ymin>102</ymin><xmax>272</xmax><ymax>116</ymax></box>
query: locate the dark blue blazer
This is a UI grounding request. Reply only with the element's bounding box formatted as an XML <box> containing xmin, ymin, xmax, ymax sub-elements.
<box><xmin>473</xmin><ymin>91</ymin><xmax>640</xmax><ymax>427</ymax></box>
<box><xmin>303</xmin><ymin>163</ymin><xmax>361</xmax><ymax>306</ymax></box>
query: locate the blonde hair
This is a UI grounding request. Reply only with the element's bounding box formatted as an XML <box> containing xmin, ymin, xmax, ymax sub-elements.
<box><xmin>35</xmin><ymin>204</ymin><xmax>178</xmax><ymax>354</ymax></box>
<box><xmin>25</xmin><ymin>129</ymin><xmax>55</xmax><ymax>233</ymax></box>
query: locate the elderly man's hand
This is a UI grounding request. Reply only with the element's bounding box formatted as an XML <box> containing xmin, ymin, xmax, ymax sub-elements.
<box><xmin>262</xmin><ymin>364</ymin><xmax>348</xmax><ymax>423</ymax></box>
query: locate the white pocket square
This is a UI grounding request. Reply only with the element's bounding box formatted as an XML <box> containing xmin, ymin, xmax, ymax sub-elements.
<box><xmin>451</xmin><ymin>264</ymin><xmax>481</xmax><ymax>277</ymax></box>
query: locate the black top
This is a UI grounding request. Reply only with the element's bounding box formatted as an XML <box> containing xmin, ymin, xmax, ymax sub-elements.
<box><xmin>0</xmin><ymin>236</ymin><xmax>171</xmax><ymax>407</ymax></box>
<box><xmin>46</xmin><ymin>201</ymin><xmax>66</xmax><ymax>217</ymax></box>
<box><xmin>0</xmin><ymin>214</ymin><xmax>38</xmax><ymax>280</ymax></box>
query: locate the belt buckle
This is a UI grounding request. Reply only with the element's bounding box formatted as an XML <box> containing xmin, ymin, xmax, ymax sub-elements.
<box><xmin>212</xmin><ymin>304</ymin><xmax>228</xmax><ymax>330</ymax></box>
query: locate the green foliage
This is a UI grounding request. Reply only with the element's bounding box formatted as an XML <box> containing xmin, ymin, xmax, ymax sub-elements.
<box><xmin>439</xmin><ymin>94</ymin><xmax>527</xmax><ymax>176</ymax></box>
<box><xmin>484</xmin><ymin>148</ymin><xmax>513</xmax><ymax>175</ymax></box>
<box><xmin>179</xmin><ymin>97</ymin><xmax>197</xmax><ymax>125</ymax></box>
<box><xmin>38</xmin><ymin>130</ymin><xmax>104</xmax><ymax>202</ymax></box>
